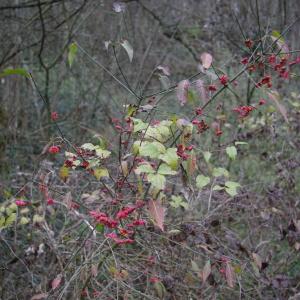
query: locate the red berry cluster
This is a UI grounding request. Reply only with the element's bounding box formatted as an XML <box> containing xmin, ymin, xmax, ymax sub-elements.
<box><xmin>233</xmin><ymin>105</ymin><xmax>256</xmax><ymax>118</ymax></box>
<box><xmin>176</xmin><ymin>144</ymin><xmax>194</xmax><ymax>160</ymax></box>
<box><xmin>89</xmin><ymin>204</ymin><xmax>146</xmax><ymax>245</ymax></box>
<box><xmin>192</xmin><ymin>119</ymin><xmax>210</xmax><ymax>133</ymax></box>
<box><xmin>219</xmin><ymin>74</ymin><xmax>229</xmax><ymax>86</ymax></box>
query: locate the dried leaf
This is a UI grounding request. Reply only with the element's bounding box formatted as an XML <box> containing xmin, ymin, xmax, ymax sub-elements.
<box><xmin>267</xmin><ymin>90</ymin><xmax>289</xmax><ymax>123</ymax></box>
<box><xmin>120</xmin><ymin>40</ymin><xmax>133</xmax><ymax>62</ymax></box>
<box><xmin>104</xmin><ymin>40</ymin><xmax>111</xmax><ymax>50</ymax></box>
<box><xmin>63</xmin><ymin>191</ymin><xmax>72</xmax><ymax>209</ymax></box>
<box><xmin>200</xmin><ymin>52</ymin><xmax>213</xmax><ymax>69</ymax></box>
<box><xmin>252</xmin><ymin>252</ymin><xmax>262</xmax><ymax>270</ymax></box>
<box><xmin>31</xmin><ymin>293</ymin><xmax>48</xmax><ymax>300</ymax></box>
<box><xmin>91</xmin><ymin>264</ymin><xmax>98</xmax><ymax>277</ymax></box>
<box><xmin>113</xmin><ymin>2</ymin><xmax>126</xmax><ymax>13</ymax></box>
<box><xmin>195</xmin><ymin>79</ymin><xmax>207</xmax><ymax>103</ymax></box>
<box><xmin>176</xmin><ymin>80</ymin><xmax>190</xmax><ymax>106</ymax></box>
<box><xmin>51</xmin><ymin>274</ymin><xmax>62</xmax><ymax>290</ymax></box>
<box><xmin>191</xmin><ymin>260</ymin><xmax>200</xmax><ymax>273</ymax></box>
<box><xmin>201</xmin><ymin>260</ymin><xmax>211</xmax><ymax>284</ymax></box>
<box><xmin>120</xmin><ymin>161</ymin><xmax>129</xmax><ymax>176</ymax></box>
<box><xmin>148</xmin><ymin>200</ymin><xmax>166</xmax><ymax>231</ymax></box>
<box><xmin>225</xmin><ymin>262</ymin><xmax>235</xmax><ymax>288</ymax></box>
<box><xmin>157</xmin><ymin>65</ymin><xmax>170</xmax><ymax>76</ymax></box>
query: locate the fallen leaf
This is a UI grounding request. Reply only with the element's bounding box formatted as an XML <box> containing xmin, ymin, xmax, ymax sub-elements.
<box><xmin>225</xmin><ymin>262</ymin><xmax>235</xmax><ymax>288</ymax></box>
<box><xmin>252</xmin><ymin>252</ymin><xmax>262</xmax><ymax>270</ymax></box>
<box><xmin>201</xmin><ymin>260</ymin><xmax>211</xmax><ymax>283</ymax></box>
<box><xmin>31</xmin><ymin>293</ymin><xmax>48</xmax><ymax>300</ymax></box>
<box><xmin>148</xmin><ymin>199</ymin><xmax>166</xmax><ymax>231</ymax></box>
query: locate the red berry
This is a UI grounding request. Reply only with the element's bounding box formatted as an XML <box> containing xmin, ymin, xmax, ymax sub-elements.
<box><xmin>48</xmin><ymin>145</ymin><xmax>60</xmax><ymax>154</ymax></box>
<box><xmin>51</xmin><ymin>111</ymin><xmax>58</xmax><ymax>121</ymax></box>
<box><xmin>245</xmin><ymin>39</ymin><xmax>253</xmax><ymax>48</ymax></box>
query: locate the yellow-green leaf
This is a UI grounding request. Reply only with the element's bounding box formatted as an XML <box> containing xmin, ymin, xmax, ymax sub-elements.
<box><xmin>94</xmin><ymin>168</ymin><xmax>109</xmax><ymax>180</ymax></box>
<box><xmin>68</xmin><ymin>42</ymin><xmax>78</xmax><ymax>67</ymax></box>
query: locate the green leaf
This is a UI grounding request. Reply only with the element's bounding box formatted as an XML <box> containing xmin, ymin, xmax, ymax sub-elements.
<box><xmin>225</xmin><ymin>181</ymin><xmax>241</xmax><ymax>197</ymax></box>
<box><xmin>95</xmin><ymin>147</ymin><xmax>111</xmax><ymax>159</ymax></box>
<box><xmin>212</xmin><ymin>185</ymin><xmax>224</xmax><ymax>191</ymax></box>
<box><xmin>187</xmin><ymin>89</ymin><xmax>197</xmax><ymax>103</ymax></box>
<box><xmin>235</xmin><ymin>141</ymin><xmax>248</xmax><ymax>145</ymax></box>
<box><xmin>0</xmin><ymin>215</ymin><xmax>6</xmax><ymax>228</ymax></box>
<box><xmin>120</xmin><ymin>40</ymin><xmax>133</xmax><ymax>62</ymax></box>
<box><xmin>5</xmin><ymin>213</ymin><xmax>16</xmax><ymax>227</ymax></box>
<box><xmin>271</xmin><ymin>30</ymin><xmax>284</xmax><ymax>43</ymax></box>
<box><xmin>94</xmin><ymin>168</ymin><xmax>109</xmax><ymax>180</ymax></box>
<box><xmin>212</xmin><ymin>167</ymin><xmax>229</xmax><ymax>178</ymax></box>
<box><xmin>19</xmin><ymin>217</ymin><xmax>30</xmax><ymax>225</ymax></box>
<box><xmin>196</xmin><ymin>175</ymin><xmax>210</xmax><ymax>190</ymax></box>
<box><xmin>226</xmin><ymin>146</ymin><xmax>237</xmax><ymax>160</ymax></box>
<box><xmin>81</xmin><ymin>143</ymin><xmax>96</xmax><ymax>150</ymax></box>
<box><xmin>144</xmin><ymin>126</ymin><xmax>163</xmax><ymax>142</ymax></box>
<box><xmin>33</xmin><ymin>215</ymin><xmax>44</xmax><ymax>223</ymax></box>
<box><xmin>170</xmin><ymin>195</ymin><xmax>188</xmax><ymax>209</ymax></box>
<box><xmin>95</xmin><ymin>224</ymin><xmax>104</xmax><ymax>233</ymax></box>
<box><xmin>0</xmin><ymin>68</ymin><xmax>29</xmax><ymax>78</ymax></box>
<box><xmin>147</xmin><ymin>174</ymin><xmax>166</xmax><ymax>190</ymax></box>
<box><xmin>140</xmin><ymin>142</ymin><xmax>165</xmax><ymax>159</ymax></box>
<box><xmin>203</xmin><ymin>151</ymin><xmax>212</xmax><ymax>163</ymax></box>
<box><xmin>132</xmin><ymin>118</ymin><xmax>148</xmax><ymax>133</ymax></box>
<box><xmin>159</xmin><ymin>148</ymin><xmax>178</xmax><ymax>169</ymax></box>
<box><xmin>154</xmin><ymin>281</ymin><xmax>166</xmax><ymax>299</ymax></box>
<box><xmin>135</xmin><ymin>163</ymin><xmax>155</xmax><ymax>175</ymax></box>
<box><xmin>68</xmin><ymin>42</ymin><xmax>78</xmax><ymax>67</ymax></box>
<box><xmin>59</xmin><ymin>166</ymin><xmax>69</xmax><ymax>181</ymax></box>
<box><xmin>157</xmin><ymin>164</ymin><xmax>177</xmax><ymax>175</ymax></box>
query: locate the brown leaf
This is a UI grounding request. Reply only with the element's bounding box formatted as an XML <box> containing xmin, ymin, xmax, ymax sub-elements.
<box><xmin>225</xmin><ymin>262</ymin><xmax>235</xmax><ymax>288</ymax></box>
<box><xmin>157</xmin><ymin>65</ymin><xmax>170</xmax><ymax>76</ymax></box>
<box><xmin>201</xmin><ymin>260</ymin><xmax>211</xmax><ymax>284</ymax></box>
<box><xmin>91</xmin><ymin>264</ymin><xmax>98</xmax><ymax>277</ymax></box>
<box><xmin>267</xmin><ymin>90</ymin><xmax>289</xmax><ymax>123</ymax></box>
<box><xmin>148</xmin><ymin>199</ymin><xmax>166</xmax><ymax>231</ymax></box>
<box><xmin>200</xmin><ymin>52</ymin><xmax>213</xmax><ymax>69</ymax></box>
<box><xmin>63</xmin><ymin>191</ymin><xmax>72</xmax><ymax>209</ymax></box>
<box><xmin>51</xmin><ymin>274</ymin><xmax>62</xmax><ymax>290</ymax></box>
<box><xmin>252</xmin><ymin>252</ymin><xmax>262</xmax><ymax>270</ymax></box>
<box><xmin>176</xmin><ymin>80</ymin><xmax>190</xmax><ymax>106</ymax></box>
<box><xmin>120</xmin><ymin>160</ymin><xmax>129</xmax><ymax>176</ymax></box>
<box><xmin>31</xmin><ymin>293</ymin><xmax>48</xmax><ymax>300</ymax></box>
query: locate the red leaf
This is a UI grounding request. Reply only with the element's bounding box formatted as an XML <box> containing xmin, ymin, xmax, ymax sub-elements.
<box><xmin>200</xmin><ymin>52</ymin><xmax>213</xmax><ymax>69</ymax></box>
<box><xmin>176</xmin><ymin>80</ymin><xmax>190</xmax><ymax>106</ymax></box>
<box><xmin>51</xmin><ymin>274</ymin><xmax>62</xmax><ymax>290</ymax></box>
<box><xmin>148</xmin><ymin>200</ymin><xmax>166</xmax><ymax>231</ymax></box>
